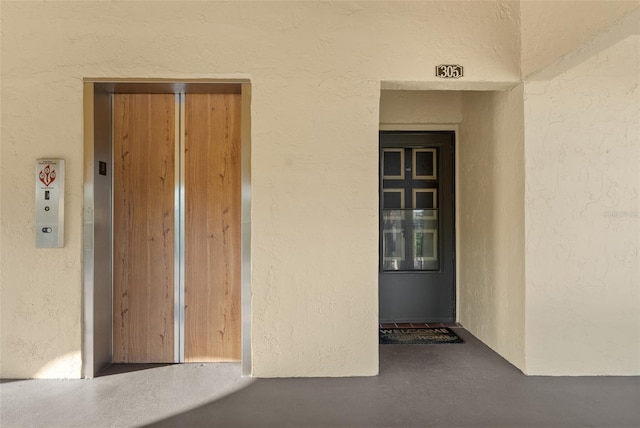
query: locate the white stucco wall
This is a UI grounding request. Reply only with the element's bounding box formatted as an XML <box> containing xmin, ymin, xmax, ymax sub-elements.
<box><xmin>379</xmin><ymin>90</ymin><xmax>462</xmax><ymax>125</ymax></box>
<box><xmin>524</xmin><ymin>36</ymin><xmax>640</xmax><ymax>375</ymax></box>
<box><xmin>520</xmin><ymin>0</ymin><xmax>640</xmax><ymax>77</ymax></box>
<box><xmin>0</xmin><ymin>1</ymin><xmax>520</xmax><ymax>379</ymax></box>
<box><xmin>458</xmin><ymin>87</ymin><xmax>526</xmax><ymax>372</ymax></box>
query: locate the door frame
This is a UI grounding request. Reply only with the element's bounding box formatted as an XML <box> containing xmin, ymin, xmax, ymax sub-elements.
<box><xmin>82</xmin><ymin>79</ymin><xmax>252</xmax><ymax>377</ymax></box>
<box><xmin>379</xmin><ymin>124</ymin><xmax>460</xmax><ymax>322</ymax></box>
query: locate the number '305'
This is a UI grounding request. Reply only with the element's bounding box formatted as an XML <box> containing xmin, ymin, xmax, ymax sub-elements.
<box><xmin>436</xmin><ymin>65</ymin><xmax>463</xmax><ymax>79</ymax></box>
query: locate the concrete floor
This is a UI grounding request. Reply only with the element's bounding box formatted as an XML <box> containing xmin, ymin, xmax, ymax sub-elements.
<box><xmin>1</xmin><ymin>329</ymin><xmax>639</xmax><ymax>427</ymax></box>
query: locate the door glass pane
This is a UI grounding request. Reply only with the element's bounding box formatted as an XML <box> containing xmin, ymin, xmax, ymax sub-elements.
<box><xmin>383</xmin><ymin>149</ymin><xmax>404</xmax><ymax>179</ymax></box>
<box><xmin>383</xmin><ymin>189</ymin><xmax>404</xmax><ymax>209</ymax></box>
<box><xmin>413</xmin><ymin>188</ymin><xmax>437</xmax><ymax>209</ymax></box>
<box><xmin>382</xmin><ymin>210</ymin><xmax>405</xmax><ymax>270</ymax></box>
<box><xmin>413</xmin><ymin>148</ymin><xmax>437</xmax><ymax>180</ymax></box>
<box><xmin>382</xmin><ymin>209</ymin><xmax>439</xmax><ymax>271</ymax></box>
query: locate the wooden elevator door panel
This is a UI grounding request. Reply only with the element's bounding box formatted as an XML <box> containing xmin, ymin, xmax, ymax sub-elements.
<box><xmin>184</xmin><ymin>93</ymin><xmax>241</xmax><ymax>362</ymax></box>
<box><xmin>113</xmin><ymin>93</ymin><xmax>176</xmax><ymax>363</ymax></box>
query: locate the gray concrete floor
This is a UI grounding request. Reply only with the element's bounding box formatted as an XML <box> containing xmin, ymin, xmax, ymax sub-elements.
<box><xmin>1</xmin><ymin>329</ymin><xmax>639</xmax><ymax>427</ymax></box>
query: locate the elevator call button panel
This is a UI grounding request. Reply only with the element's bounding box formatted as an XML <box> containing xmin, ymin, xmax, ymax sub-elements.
<box><xmin>35</xmin><ymin>159</ymin><xmax>64</xmax><ymax>248</ymax></box>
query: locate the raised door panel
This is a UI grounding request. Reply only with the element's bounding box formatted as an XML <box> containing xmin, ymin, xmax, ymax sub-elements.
<box><xmin>113</xmin><ymin>93</ymin><xmax>176</xmax><ymax>363</ymax></box>
<box><xmin>184</xmin><ymin>93</ymin><xmax>241</xmax><ymax>362</ymax></box>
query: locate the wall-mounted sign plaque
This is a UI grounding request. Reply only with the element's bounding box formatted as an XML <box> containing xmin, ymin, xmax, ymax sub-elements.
<box><xmin>436</xmin><ymin>64</ymin><xmax>463</xmax><ymax>79</ymax></box>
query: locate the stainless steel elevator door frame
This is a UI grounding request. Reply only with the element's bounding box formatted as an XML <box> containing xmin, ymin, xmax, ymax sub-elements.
<box><xmin>82</xmin><ymin>80</ymin><xmax>252</xmax><ymax>377</ymax></box>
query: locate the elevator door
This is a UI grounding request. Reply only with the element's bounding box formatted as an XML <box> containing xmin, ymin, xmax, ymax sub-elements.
<box><xmin>113</xmin><ymin>92</ymin><xmax>241</xmax><ymax>363</ymax></box>
<box><xmin>184</xmin><ymin>93</ymin><xmax>241</xmax><ymax>362</ymax></box>
<box><xmin>113</xmin><ymin>93</ymin><xmax>176</xmax><ymax>363</ymax></box>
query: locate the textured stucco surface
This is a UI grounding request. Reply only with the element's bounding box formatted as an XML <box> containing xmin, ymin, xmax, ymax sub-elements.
<box><xmin>4</xmin><ymin>0</ymin><xmax>637</xmax><ymax>380</ymax></box>
<box><xmin>0</xmin><ymin>1</ymin><xmax>520</xmax><ymax>378</ymax></box>
<box><xmin>521</xmin><ymin>0</ymin><xmax>640</xmax><ymax>77</ymax></box>
<box><xmin>379</xmin><ymin>90</ymin><xmax>462</xmax><ymax>125</ymax></box>
<box><xmin>458</xmin><ymin>88</ymin><xmax>526</xmax><ymax>372</ymax></box>
<box><xmin>524</xmin><ymin>36</ymin><xmax>640</xmax><ymax>375</ymax></box>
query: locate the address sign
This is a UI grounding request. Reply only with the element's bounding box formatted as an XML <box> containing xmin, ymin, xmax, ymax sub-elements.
<box><xmin>436</xmin><ymin>64</ymin><xmax>463</xmax><ymax>79</ymax></box>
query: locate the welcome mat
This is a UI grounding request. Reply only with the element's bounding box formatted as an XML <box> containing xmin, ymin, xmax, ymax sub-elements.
<box><xmin>379</xmin><ymin>327</ymin><xmax>464</xmax><ymax>344</ymax></box>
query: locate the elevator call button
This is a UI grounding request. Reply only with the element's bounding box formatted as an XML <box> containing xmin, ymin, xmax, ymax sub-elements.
<box><xmin>35</xmin><ymin>159</ymin><xmax>65</xmax><ymax>248</ymax></box>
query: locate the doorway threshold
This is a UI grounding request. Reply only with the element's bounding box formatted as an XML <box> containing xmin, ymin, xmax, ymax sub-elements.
<box><xmin>379</xmin><ymin>322</ymin><xmax>462</xmax><ymax>329</ymax></box>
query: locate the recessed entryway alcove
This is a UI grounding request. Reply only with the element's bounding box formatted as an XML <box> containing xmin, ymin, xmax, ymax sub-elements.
<box><xmin>82</xmin><ymin>79</ymin><xmax>252</xmax><ymax>378</ymax></box>
<box><xmin>378</xmin><ymin>86</ymin><xmax>526</xmax><ymax>372</ymax></box>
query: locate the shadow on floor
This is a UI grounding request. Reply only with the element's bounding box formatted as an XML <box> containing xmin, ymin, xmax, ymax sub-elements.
<box><xmin>141</xmin><ymin>330</ymin><xmax>640</xmax><ymax>428</ymax></box>
<box><xmin>97</xmin><ymin>363</ymin><xmax>175</xmax><ymax>377</ymax></box>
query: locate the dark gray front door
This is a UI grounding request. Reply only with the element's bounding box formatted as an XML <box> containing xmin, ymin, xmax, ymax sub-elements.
<box><xmin>379</xmin><ymin>131</ymin><xmax>455</xmax><ymax>323</ymax></box>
